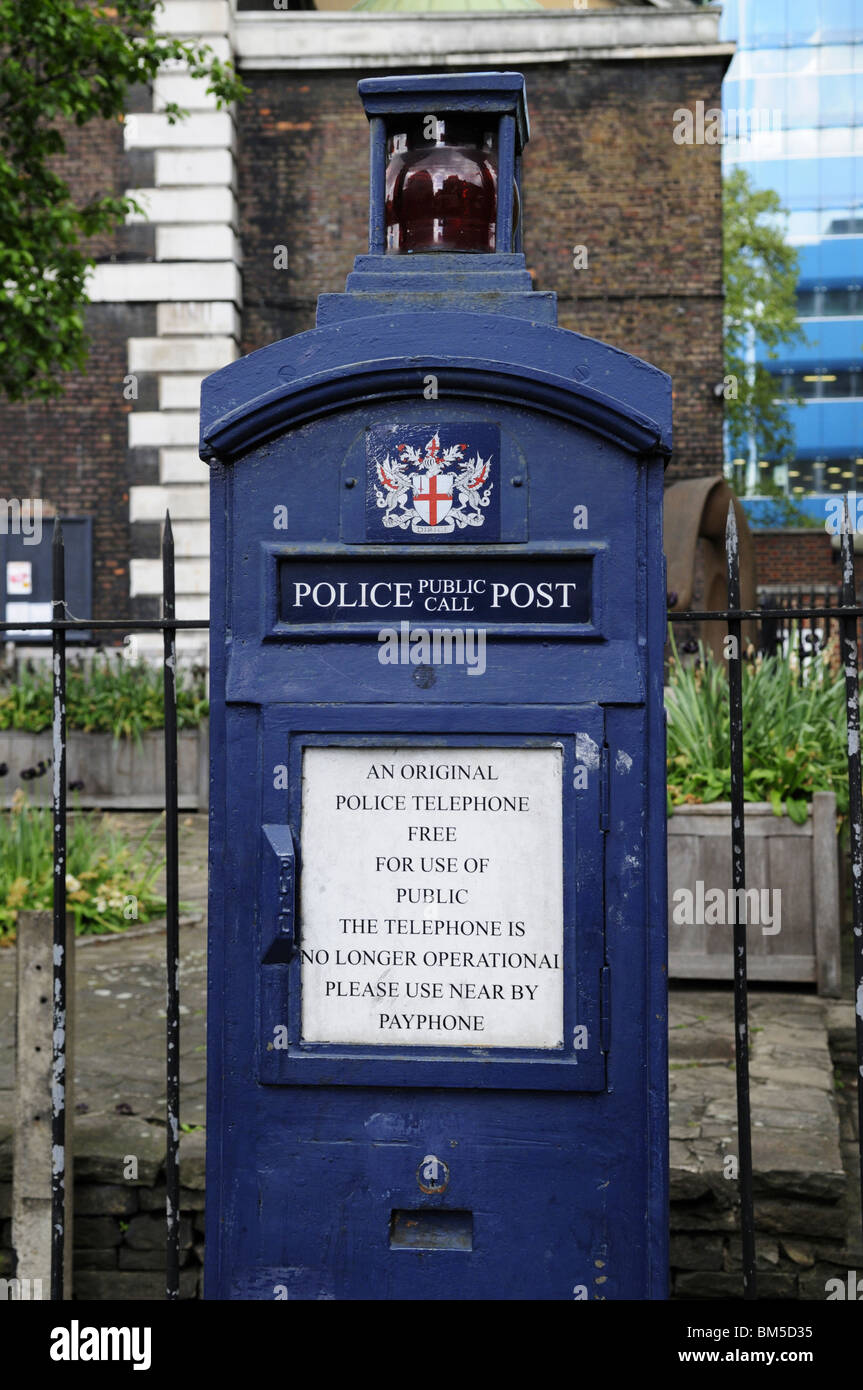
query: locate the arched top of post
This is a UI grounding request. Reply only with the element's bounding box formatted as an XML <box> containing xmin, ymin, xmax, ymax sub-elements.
<box><xmin>200</xmin><ymin>313</ymin><xmax>672</xmax><ymax>466</ymax></box>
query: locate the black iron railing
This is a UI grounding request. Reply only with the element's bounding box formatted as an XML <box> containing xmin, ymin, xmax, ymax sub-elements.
<box><xmin>669</xmin><ymin>502</ymin><xmax>863</xmax><ymax>1301</ymax></box>
<box><xmin>2</xmin><ymin>505</ymin><xmax>862</xmax><ymax>1302</ymax></box>
<box><xmin>0</xmin><ymin>513</ymin><xmax>206</xmax><ymax>1301</ymax></box>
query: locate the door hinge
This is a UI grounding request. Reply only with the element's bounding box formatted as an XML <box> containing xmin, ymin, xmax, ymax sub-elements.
<box><xmin>599</xmin><ymin>743</ymin><xmax>610</xmax><ymax>832</ymax></box>
<box><xmin>599</xmin><ymin>965</ymin><xmax>611</xmax><ymax>1053</ymax></box>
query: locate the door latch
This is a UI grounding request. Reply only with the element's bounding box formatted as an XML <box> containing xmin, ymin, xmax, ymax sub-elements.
<box><xmin>261</xmin><ymin>824</ymin><xmax>297</xmax><ymax>963</ymax></box>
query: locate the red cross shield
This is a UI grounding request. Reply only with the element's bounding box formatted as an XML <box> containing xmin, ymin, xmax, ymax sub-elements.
<box><xmin>412</xmin><ymin>472</ymin><xmax>454</xmax><ymax>527</ymax></box>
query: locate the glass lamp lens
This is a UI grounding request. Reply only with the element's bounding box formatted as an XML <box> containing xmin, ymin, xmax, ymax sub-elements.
<box><xmin>385</xmin><ymin>116</ymin><xmax>499</xmax><ymax>254</ymax></box>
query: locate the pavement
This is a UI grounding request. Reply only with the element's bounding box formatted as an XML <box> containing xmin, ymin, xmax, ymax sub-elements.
<box><xmin>0</xmin><ymin>812</ymin><xmax>860</xmax><ymax>1286</ymax></box>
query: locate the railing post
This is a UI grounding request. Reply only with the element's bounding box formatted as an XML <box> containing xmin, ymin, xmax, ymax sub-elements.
<box><xmin>163</xmin><ymin>512</ymin><xmax>181</xmax><ymax>1300</ymax></box>
<box><xmin>725</xmin><ymin>502</ymin><xmax>757</xmax><ymax>1299</ymax></box>
<box><xmin>13</xmin><ymin>910</ymin><xmax>74</xmax><ymax>1299</ymax></box>
<box><xmin>839</xmin><ymin>499</ymin><xmax>863</xmax><ymax>1250</ymax></box>
<box><xmin>50</xmin><ymin>519</ymin><xmax>68</xmax><ymax>1302</ymax></box>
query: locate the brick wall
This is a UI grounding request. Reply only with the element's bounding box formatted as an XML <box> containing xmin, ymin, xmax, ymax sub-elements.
<box><xmin>1</xmin><ymin>54</ymin><xmax>728</xmax><ymax>613</ymax></box>
<box><xmin>1</xmin><ymin>301</ymin><xmax>155</xmax><ymax>621</ymax></box>
<box><xmin>0</xmin><ymin>112</ymin><xmax>148</xmax><ymax>623</ymax></box>
<box><xmin>238</xmin><ymin>58</ymin><xmax>726</xmax><ymax>481</ymax></box>
<box><xmin>754</xmin><ymin>531</ymin><xmax>840</xmax><ymax>591</ymax></box>
<box><xmin>526</xmin><ymin>60</ymin><xmax>726</xmax><ymax>482</ymax></box>
<box><xmin>238</xmin><ymin>73</ymin><xmax>367</xmax><ymax>353</ymax></box>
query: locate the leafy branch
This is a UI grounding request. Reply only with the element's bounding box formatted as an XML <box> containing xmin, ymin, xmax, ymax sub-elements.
<box><xmin>0</xmin><ymin>0</ymin><xmax>247</xmax><ymax>401</ymax></box>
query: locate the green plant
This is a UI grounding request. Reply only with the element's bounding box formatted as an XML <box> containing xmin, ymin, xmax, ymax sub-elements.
<box><xmin>666</xmin><ymin>631</ymin><xmax>849</xmax><ymax>823</ymax></box>
<box><xmin>0</xmin><ymin>791</ymin><xmax>168</xmax><ymax>938</ymax></box>
<box><xmin>0</xmin><ymin>655</ymin><xmax>208</xmax><ymax>740</ymax></box>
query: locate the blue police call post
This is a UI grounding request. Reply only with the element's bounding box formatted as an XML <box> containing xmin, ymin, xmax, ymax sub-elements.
<box><xmin>200</xmin><ymin>72</ymin><xmax>672</xmax><ymax>1301</ymax></box>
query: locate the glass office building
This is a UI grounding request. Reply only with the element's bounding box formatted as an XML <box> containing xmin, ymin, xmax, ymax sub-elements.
<box><xmin>720</xmin><ymin>0</ymin><xmax>863</xmax><ymax>503</ymax></box>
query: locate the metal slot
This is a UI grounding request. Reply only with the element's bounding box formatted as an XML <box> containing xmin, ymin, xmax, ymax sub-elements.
<box><xmin>389</xmin><ymin>1210</ymin><xmax>473</xmax><ymax>1251</ymax></box>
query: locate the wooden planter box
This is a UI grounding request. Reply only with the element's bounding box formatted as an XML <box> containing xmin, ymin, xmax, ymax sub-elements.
<box><xmin>668</xmin><ymin>791</ymin><xmax>841</xmax><ymax>996</ymax></box>
<box><xmin>0</xmin><ymin>723</ymin><xmax>208</xmax><ymax>811</ymax></box>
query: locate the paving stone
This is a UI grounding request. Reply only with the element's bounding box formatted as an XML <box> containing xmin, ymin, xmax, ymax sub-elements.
<box><xmin>825</xmin><ymin>1001</ymin><xmax>856</xmax><ymax>1052</ymax></box>
<box><xmin>73</xmin><ymin>1115</ymin><xmax>165</xmax><ymax>1186</ymax></box>
<box><xmin>749</xmin><ymin>1065</ymin><xmax>832</xmax><ymax>1092</ymax></box>
<box><xmin>750</xmin><ymin>1132</ymin><xmax>845</xmax><ymax>1201</ymax></box>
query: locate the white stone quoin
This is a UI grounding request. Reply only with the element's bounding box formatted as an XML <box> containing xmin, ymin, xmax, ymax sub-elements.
<box><xmin>112</xmin><ymin>0</ymin><xmax>241</xmax><ymax>656</ymax></box>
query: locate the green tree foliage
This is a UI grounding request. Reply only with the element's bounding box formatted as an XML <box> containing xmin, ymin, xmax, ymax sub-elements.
<box><xmin>723</xmin><ymin>167</ymin><xmax>804</xmax><ymax>466</ymax></box>
<box><xmin>0</xmin><ymin>0</ymin><xmax>246</xmax><ymax>401</ymax></box>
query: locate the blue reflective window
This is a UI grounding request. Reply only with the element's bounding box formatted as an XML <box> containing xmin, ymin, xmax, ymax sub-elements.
<box><xmin>786</xmin><ymin>128</ymin><xmax>820</xmax><ymax>158</ymax></box>
<box><xmin>719</xmin><ymin>0</ymin><xmax>741</xmax><ymax>43</ymax></box>
<box><xmin>821</xmin><ymin>73</ymin><xmax>854</xmax><ymax>124</ymax></box>
<box><xmin>821</xmin><ymin>156</ymin><xmax>859</xmax><ymax>204</ymax></box>
<box><xmin>748</xmin><ymin>48</ymin><xmax>789</xmax><ymax>74</ymax></box>
<box><xmin>786</xmin><ymin>80</ymin><xmax>819</xmax><ymax>127</ymax></box>
<box><xmin>823</xmin><ymin>208</ymin><xmax>860</xmax><ymax>233</ymax></box>
<box><xmin>820</xmin><ymin>0</ymin><xmax>857</xmax><ymax>43</ymax></box>
<box><xmin>723</xmin><ymin>75</ymin><xmax>749</xmax><ymax>108</ymax></box>
<box><xmin>750</xmin><ymin>0</ymin><xmax>787</xmax><ymax>48</ymax></box>
<box><xmin>749</xmin><ymin>160</ymin><xmax>788</xmax><ymax>202</ymax></box>
<box><xmin>786</xmin><ymin>159</ymin><xmax>821</xmax><ymax>209</ymax></box>
<box><xmin>787</xmin><ymin>210</ymin><xmax>821</xmax><ymax>237</ymax></box>
<box><xmin>787</xmin><ymin>2</ymin><xmax>818</xmax><ymax>45</ymax></box>
<box><xmin>819</xmin><ymin>44</ymin><xmax>856</xmax><ymax>71</ymax></box>
<box><xmin>750</xmin><ymin>74</ymin><xmax>787</xmax><ymax>114</ymax></box>
<box><xmin>821</xmin><ymin>126</ymin><xmax>855</xmax><ymax>154</ymax></box>
<box><xmin>784</xmin><ymin>47</ymin><xmax>819</xmax><ymax>74</ymax></box>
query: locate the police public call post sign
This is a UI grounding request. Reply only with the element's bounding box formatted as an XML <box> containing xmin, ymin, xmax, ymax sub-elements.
<box><xmin>202</xmin><ymin>71</ymin><xmax>671</xmax><ymax>1301</ymax></box>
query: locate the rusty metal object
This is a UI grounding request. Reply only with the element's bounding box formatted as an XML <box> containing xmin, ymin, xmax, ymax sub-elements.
<box><xmin>664</xmin><ymin>477</ymin><xmax>757</xmax><ymax>661</ymax></box>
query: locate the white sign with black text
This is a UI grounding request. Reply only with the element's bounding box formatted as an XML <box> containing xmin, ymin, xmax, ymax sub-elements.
<box><xmin>299</xmin><ymin>745</ymin><xmax>564</xmax><ymax>1049</ymax></box>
